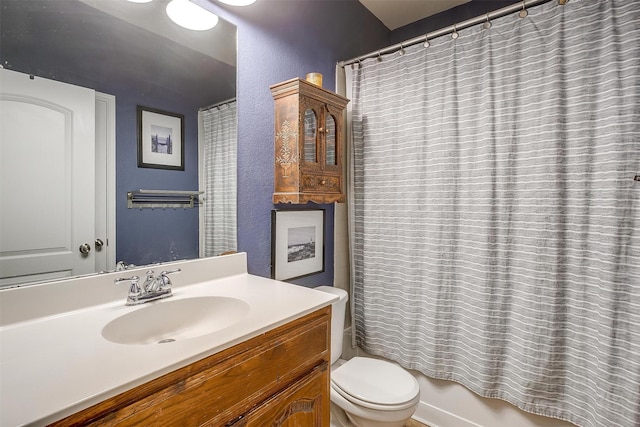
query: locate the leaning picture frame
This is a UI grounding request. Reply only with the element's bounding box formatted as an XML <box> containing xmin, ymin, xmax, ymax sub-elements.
<box><xmin>137</xmin><ymin>105</ymin><xmax>185</xmax><ymax>170</ymax></box>
<box><xmin>271</xmin><ymin>209</ymin><xmax>325</xmax><ymax>281</ymax></box>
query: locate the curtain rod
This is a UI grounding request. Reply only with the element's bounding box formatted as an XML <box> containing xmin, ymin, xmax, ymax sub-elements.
<box><xmin>199</xmin><ymin>97</ymin><xmax>236</xmax><ymax>111</ymax></box>
<box><xmin>338</xmin><ymin>0</ymin><xmax>563</xmax><ymax>67</ymax></box>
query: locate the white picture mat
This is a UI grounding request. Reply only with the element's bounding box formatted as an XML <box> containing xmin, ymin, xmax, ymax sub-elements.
<box><xmin>140</xmin><ymin>109</ymin><xmax>182</xmax><ymax>167</ymax></box>
<box><xmin>273</xmin><ymin>210</ymin><xmax>324</xmax><ymax>280</ymax></box>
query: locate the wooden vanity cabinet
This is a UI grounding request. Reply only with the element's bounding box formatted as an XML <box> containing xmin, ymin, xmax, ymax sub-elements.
<box><xmin>49</xmin><ymin>306</ymin><xmax>331</xmax><ymax>427</ymax></box>
<box><xmin>271</xmin><ymin>78</ymin><xmax>349</xmax><ymax>204</ymax></box>
<box><xmin>239</xmin><ymin>366</ymin><xmax>328</xmax><ymax>426</ymax></box>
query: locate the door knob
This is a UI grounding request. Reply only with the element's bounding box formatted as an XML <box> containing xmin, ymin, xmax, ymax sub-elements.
<box><xmin>79</xmin><ymin>243</ymin><xmax>91</xmax><ymax>255</ymax></box>
<box><xmin>95</xmin><ymin>238</ymin><xmax>104</xmax><ymax>249</ymax></box>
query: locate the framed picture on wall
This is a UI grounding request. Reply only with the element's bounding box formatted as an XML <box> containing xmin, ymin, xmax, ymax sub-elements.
<box><xmin>137</xmin><ymin>105</ymin><xmax>185</xmax><ymax>170</ymax></box>
<box><xmin>271</xmin><ymin>209</ymin><xmax>325</xmax><ymax>281</ymax></box>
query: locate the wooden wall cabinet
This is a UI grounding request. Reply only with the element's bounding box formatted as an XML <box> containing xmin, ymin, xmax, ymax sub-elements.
<box><xmin>271</xmin><ymin>78</ymin><xmax>349</xmax><ymax>204</ymax></box>
<box><xmin>49</xmin><ymin>307</ymin><xmax>331</xmax><ymax>427</ymax></box>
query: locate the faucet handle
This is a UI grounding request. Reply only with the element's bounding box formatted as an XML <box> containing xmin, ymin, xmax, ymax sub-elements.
<box><xmin>158</xmin><ymin>268</ymin><xmax>181</xmax><ymax>290</ymax></box>
<box><xmin>115</xmin><ymin>276</ymin><xmax>142</xmax><ymax>302</ymax></box>
<box><xmin>114</xmin><ymin>275</ymin><xmax>140</xmax><ymax>285</ymax></box>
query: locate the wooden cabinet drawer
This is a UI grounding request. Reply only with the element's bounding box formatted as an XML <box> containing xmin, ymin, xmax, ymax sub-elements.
<box><xmin>301</xmin><ymin>173</ymin><xmax>341</xmax><ymax>194</ymax></box>
<box><xmin>50</xmin><ymin>307</ymin><xmax>331</xmax><ymax>427</ymax></box>
<box><xmin>241</xmin><ymin>363</ymin><xmax>330</xmax><ymax>426</ymax></box>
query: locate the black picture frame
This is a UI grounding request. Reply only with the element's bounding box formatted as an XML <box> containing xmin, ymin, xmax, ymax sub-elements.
<box><xmin>137</xmin><ymin>105</ymin><xmax>185</xmax><ymax>170</ymax></box>
<box><xmin>271</xmin><ymin>209</ymin><xmax>325</xmax><ymax>281</ymax></box>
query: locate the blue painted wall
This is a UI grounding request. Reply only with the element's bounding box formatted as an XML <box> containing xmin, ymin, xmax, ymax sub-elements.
<box><xmin>205</xmin><ymin>0</ymin><xmax>513</xmax><ymax>287</ymax></box>
<box><xmin>390</xmin><ymin>0</ymin><xmax>513</xmax><ymax>43</ymax></box>
<box><xmin>202</xmin><ymin>0</ymin><xmax>390</xmax><ymax>286</ymax></box>
<box><xmin>6</xmin><ymin>0</ymin><xmax>507</xmax><ymax>286</ymax></box>
<box><xmin>2</xmin><ymin>0</ymin><xmax>388</xmax><ymax>282</ymax></box>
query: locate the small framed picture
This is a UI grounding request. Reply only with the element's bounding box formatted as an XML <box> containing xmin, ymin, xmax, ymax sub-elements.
<box><xmin>271</xmin><ymin>209</ymin><xmax>325</xmax><ymax>281</ymax></box>
<box><xmin>137</xmin><ymin>106</ymin><xmax>184</xmax><ymax>170</ymax></box>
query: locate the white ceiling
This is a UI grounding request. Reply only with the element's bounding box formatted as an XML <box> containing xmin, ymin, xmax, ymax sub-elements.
<box><xmin>77</xmin><ymin>0</ymin><xmax>236</xmax><ymax>66</ymax></box>
<box><xmin>359</xmin><ymin>0</ymin><xmax>472</xmax><ymax>30</ymax></box>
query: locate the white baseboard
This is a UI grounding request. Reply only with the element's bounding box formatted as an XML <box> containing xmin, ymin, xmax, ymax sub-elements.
<box><xmin>413</xmin><ymin>401</ymin><xmax>482</xmax><ymax>427</ymax></box>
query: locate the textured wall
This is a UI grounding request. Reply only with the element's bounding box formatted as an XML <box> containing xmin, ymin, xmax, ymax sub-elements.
<box><xmin>390</xmin><ymin>0</ymin><xmax>514</xmax><ymax>43</ymax></box>
<box><xmin>3</xmin><ymin>0</ymin><xmax>517</xmax><ymax>281</ymax></box>
<box><xmin>203</xmin><ymin>0</ymin><xmax>390</xmax><ymax>285</ymax></box>
<box><xmin>214</xmin><ymin>0</ymin><xmax>512</xmax><ymax>285</ymax></box>
<box><xmin>2</xmin><ymin>0</ymin><xmax>389</xmax><ymax>278</ymax></box>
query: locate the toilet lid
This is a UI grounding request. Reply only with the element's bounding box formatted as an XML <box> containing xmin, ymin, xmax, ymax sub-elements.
<box><xmin>331</xmin><ymin>357</ymin><xmax>419</xmax><ymax>407</ymax></box>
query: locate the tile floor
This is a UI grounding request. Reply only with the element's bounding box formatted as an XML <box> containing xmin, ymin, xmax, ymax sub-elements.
<box><xmin>405</xmin><ymin>420</ymin><xmax>429</xmax><ymax>427</ymax></box>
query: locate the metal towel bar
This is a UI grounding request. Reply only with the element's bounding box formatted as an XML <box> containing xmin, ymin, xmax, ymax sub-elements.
<box><xmin>127</xmin><ymin>189</ymin><xmax>203</xmax><ymax>209</ymax></box>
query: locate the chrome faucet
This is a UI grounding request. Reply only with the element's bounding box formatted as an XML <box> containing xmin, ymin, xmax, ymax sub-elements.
<box><xmin>115</xmin><ymin>260</ymin><xmax>136</xmax><ymax>271</ymax></box>
<box><xmin>115</xmin><ymin>268</ymin><xmax>181</xmax><ymax>305</ymax></box>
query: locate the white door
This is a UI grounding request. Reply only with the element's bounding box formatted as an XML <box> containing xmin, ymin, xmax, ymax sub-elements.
<box><xmin>95</xmin><ymin>92</ymin><xmax>116</xmax><ymax>274</ymax></box>
<box><xmin>0</xmin><ymin>69</ymin><xmax>96</xmax><ymax>286</ymax></box>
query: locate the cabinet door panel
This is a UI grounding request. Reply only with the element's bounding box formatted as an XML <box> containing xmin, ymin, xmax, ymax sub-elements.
<box><xmin>325</xmin><ymin>114</ymin><xmax>337</xmax><ymax>166</ymax></box>
<box><xmin>322</xmin><ymin>103</ymin><xmax>344</xmax><ymax>173</ymax></box>
<box><xmin>299</xmin><ymin>96</ymin><xmax>324</xmax><ymax>172</ymax></box>
<box><xmin>303</xmin><ymin>108</ymin><xmax>318</xmax><ymax>163</ymax></box>
<box><xmin>244</xmin><ymin>365</ymin><xmax>329</xmax><ymax>427</ymax></box>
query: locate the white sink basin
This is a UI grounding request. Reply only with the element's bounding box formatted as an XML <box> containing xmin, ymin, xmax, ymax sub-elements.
<box><xmin>102</xmin><ymin>296</ymin><xmax>250</xmax><ymax>345</ymax></box>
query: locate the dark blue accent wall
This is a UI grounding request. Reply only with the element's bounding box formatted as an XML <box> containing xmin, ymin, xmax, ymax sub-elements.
<box><xmin>5</xmin><ymin>0</ymin><xmax>502</xmax><ymax>287</ymax></box>
<box><xmin>115</xmin><ymin>98</ymin><xmax>201</xmax><ymax>266</ymax></box>
<box><xmin>200</xmin><ymin>0</ymin><xmax>390</xmax><ymax>286</ymax></box>
<box><xmin>390</xmin><ymin>0</ymin><xmax>514</xmax><ymax>43</ymax></box>
<box><xmin>211</xmin><ymin>0</ymin><xmax>515</xmax><ymax>286</ymax></box>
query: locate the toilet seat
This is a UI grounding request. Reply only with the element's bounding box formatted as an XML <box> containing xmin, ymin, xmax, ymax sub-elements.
<box><xmin>331</xmin><ymin>382</ymin><xmax>420</xmax><ymax>412</ymax></box>
<box><xmin>331</xmin><ymin>357</ymin><xmax>420</xmax><ymax>411</ymax></box>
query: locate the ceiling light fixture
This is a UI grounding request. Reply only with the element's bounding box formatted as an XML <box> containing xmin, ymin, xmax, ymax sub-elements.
<box><xmin>217</xmin><ymin>0</ymin><xmax>257</xmax><ymax>6</ymax></box>
<box><xmin>166</xmin><ymin>0</ymin><xmax>219</xmax><ymax>31</ymax></box>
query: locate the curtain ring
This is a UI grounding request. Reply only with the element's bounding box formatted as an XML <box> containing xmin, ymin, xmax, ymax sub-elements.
<box><xmin>451</xmin><ymin>24</ymin><xmax>459</xmax><ymax>39</ymax></box>
<box><xmin>519</xmin><ymin>1</ymin><xmax>528</xmax><ymax>18</ymax></box>
<box><xmin>377</xmin><ymin>51</ymin><xmax>382</xmax><ymax>62</ymax></box>
<box><xmin>423</xmin><ymin>35</ymin><xmax>430</xmax><ymax>48</ymax></box>
<box><xmin>398</xmin><ymin>43</ymin><xmax>405</xmax><ymax>56</ymax></box>
<box><xmin>483</xmin><ymin>13</ymin><xmax>492</xmax><ymax>29</ymax></box>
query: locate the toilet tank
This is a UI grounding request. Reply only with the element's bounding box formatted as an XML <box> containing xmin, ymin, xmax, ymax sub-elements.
<box><xmin>314</xmin><ymin>286</ymin><xmax>348</xmax><ymax>364</ymax></box>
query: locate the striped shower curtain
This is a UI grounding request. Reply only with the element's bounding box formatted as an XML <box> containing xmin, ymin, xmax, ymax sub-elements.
<box><xmin>199</xmin><ymin>100</ymin><xmax>237</xmax><ymax>257</ymax></box>
<box><xmin>349</xmin><ymin>1</ymin><xmax>639</xmax><ymax>426</ymax></box>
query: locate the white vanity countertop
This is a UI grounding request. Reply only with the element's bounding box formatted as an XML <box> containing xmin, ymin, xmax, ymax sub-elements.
<box><xmin>0</xmin><ymin>253</ymin><xmax>337</xmax><ymax>427</ymax></box>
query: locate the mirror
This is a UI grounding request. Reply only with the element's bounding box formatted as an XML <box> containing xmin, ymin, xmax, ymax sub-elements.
<box><xmin>0</xmin><ymin>0</ymin><xmax>237</xmax><ymax>287</ymax></box>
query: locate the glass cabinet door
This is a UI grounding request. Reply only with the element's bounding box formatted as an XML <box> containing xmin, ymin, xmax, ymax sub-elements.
<box><xmin>325</xmin><ymin>114</ymin><xmax>337</xmax><ymax>166</ymax></box>
<box><xmin>303</xmin><ymin>108</ymin><xmax>317</xmax><ymax>163</ymax></box>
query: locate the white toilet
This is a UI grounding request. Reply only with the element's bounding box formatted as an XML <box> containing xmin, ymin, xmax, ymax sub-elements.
<box><xmin>315</xmin><ymin>286</ymin><xmax>420</xmax><ymax>427</ymax></box>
